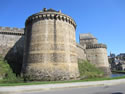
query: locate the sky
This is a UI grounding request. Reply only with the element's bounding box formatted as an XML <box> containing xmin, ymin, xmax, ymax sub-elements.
<box><xmin>0</xmin><ymin>0</ymin><xmax>125</xmax><ymax>55</ymax></box>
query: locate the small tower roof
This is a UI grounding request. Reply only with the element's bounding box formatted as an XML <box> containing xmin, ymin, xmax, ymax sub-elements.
<box><xmin>80</xmin><ymin>33</ymin><xmax>96</xmax><ymax>40</ymax></box>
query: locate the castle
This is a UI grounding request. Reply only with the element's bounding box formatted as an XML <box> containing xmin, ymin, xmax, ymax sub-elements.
<box><xmin>0</xmin><ymin>8</ymin><xmax>111</xmax><ymax>80</ymax></box>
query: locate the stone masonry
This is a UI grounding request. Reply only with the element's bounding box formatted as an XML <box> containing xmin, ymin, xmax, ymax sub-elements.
<box><xmin>22</xmin><ymin>8</ymin><xmax>79</xmax><ymax>81</ymax></box>
<box><xmin>79</xmin><ymin>34</ymin><xmax>111</xmax><ymax>75</ymax></box>
<box><xmin>0</xmin><ymin>27</ymin><xmax>24</xmax><ymax>74</ymax></box>
<box><xmin>0</xmin><ymin>8</ymin><xmax>111</xmax><ymax>80</ymax></box>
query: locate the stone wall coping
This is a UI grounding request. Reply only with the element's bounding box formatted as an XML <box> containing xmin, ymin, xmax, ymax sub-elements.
<box><xmin>25</xmin><ymin>11</ymin><xmax>76</xmax><ymax>29</ymax></box>
<box><xmin>86</xmin><ymin>43</ymin><xmax>107</xmax><ymax>49</ymax></box>
<box><xmin>0</xmin><ymin>27</ymin><xmax>24</xmax><ymax>35</ymax></box>
<box><xmin>76</xmin><ymin>43</ymin><xmax>85</xmax><ymax>50</ymax></box>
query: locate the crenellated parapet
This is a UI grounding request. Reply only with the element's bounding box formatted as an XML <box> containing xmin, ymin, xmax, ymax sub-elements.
<box><xmin>86</xmin><ymin>43</ymin><xmax>107</xmax><ymax>49</ymax></box>
<box><xmin>0</xmin><ymin>27</ymin><xmax>24</xmax><ymax>35</ymax></box>
<box><xmin>22</xmin><ymin>8</ymin><xmax>79</xmax><ymax>81</ymax></box>
<box><xmin>25</xmin><ymin>8</ymin><xmax>76</xmax><ymax>29</ymax></box>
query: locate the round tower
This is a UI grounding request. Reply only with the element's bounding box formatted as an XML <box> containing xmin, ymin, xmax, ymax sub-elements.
<box><xmin>22</xmin><ymin>8</ymin><xmax>79</xmax><ymax>81</ymax></box>
<box><xmin>85</xmin><ymin>44</ymin><xmax>111</xmax><ymax>76</ymax></box>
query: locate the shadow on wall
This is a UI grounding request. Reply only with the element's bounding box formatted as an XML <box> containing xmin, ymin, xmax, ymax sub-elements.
<box><xmin>4</xmin><ymin>36</ymin><xmax>24</xmax><ymax>76</ymax></box>
<box><xmin>112</xmin><ymin>92</ymin><xmax>123</xmax><ymax>94</ymax></box>
<box><xmin>96</xmin><ymin>92</ymin><xmax>123</xmax><ymax>94</ymax></box>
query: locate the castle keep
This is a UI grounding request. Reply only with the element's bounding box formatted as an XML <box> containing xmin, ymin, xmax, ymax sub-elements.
<box><xmin>22</xmin><ymin>8</ymin><xmax>79</xmax><ymax>80</ymax></box>
<box><xmin>0</xmin><ymin>8</ymin><xmax>111</xmax><ymax>80</ymax></box>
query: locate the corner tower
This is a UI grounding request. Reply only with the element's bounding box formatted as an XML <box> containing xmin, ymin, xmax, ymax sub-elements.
<box><xmin>80</xmin><ymin>33</ymin><xmax>111</xmax><ymax>76</ymax></box>
<box><xmin>22</xmin><ymin>8</ymin><xmax>79</xmax><ymax>81</ymax></box>
<box><xmin>85</xmin><ymin>44</ymin><xmax>111</xmax><ymax>75</ymax></box>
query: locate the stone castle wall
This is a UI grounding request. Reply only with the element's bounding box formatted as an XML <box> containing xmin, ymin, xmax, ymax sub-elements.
<box><xmin>22</xmin><ymin>9</ymin><xmax>79</xmax><ymax>81</ymax></box>
<box><xmin>0</xmin><ymin>27</ymin><xmax>24</xmax><ymax>35</ymax></box>
<box><xmin>0</xmin><ymin>27</ymin><xmax>24</xmax><ymax>74</ymax></box>
<box><xmin>79</xmin><ymin>33</ymin><xmax>98</xmax><ymax>46</ymax></box>
<box><xmin>79</xmin><ymin>33</ymin><xmax>111</xmax><ymax>75</ymax></box>
<box><xmin>0</xmin><ymin>26</ymin><xmax>111</xmax><ymax>76</ymax></box>
<box><xmin>0</xmin><ymin>9</ymin><xmax>111</xmax><ymax>79</ymax></box>
<box><xmin>76</xmin><ymin>43</ymin><xmax>86</xmax><ymax>61</ymax></box>
<box><xmin>80</xmin><ymin>38</ymin><xmax>98</xmax><ymax>46</ymax></box>
<box><xmin>85</xmin><ymin>44</ymin><xmax>111</xmax><ymax>75</ymax></box>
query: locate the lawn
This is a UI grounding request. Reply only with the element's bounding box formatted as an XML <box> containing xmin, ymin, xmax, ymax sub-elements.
<box><xmin>0</xmin><ymin>76</ymin><xmax>125</xmax><ymax>86</ymax></box>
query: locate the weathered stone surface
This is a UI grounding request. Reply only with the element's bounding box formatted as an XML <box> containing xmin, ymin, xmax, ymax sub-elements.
<box><xmin>85</xmin><ymin>47</ymin><xmax>111</xmax><ymax>75</ymax></box>
<box><xmin>79</xmin><ymin>33</ymin><xmax>111</xmax><ymax>76</ymax></box>
<box><xmin>76</xmin><ymin>43</ymin><xmax>87</xmax><ymax>61</ymax></box>
<box><xmin>0</xmin><ymin>28</ymin><xmax>24</xmax><ymax>75</ymax></box>
<box><xmin>22</xmin><ymin>9</ymin><xmax>79</xmax><ymax>81</ymax></box>
<box><xmin>0</xmin><ymin>9</ymin><xmax>111</xmax><ymax>79</ymax></box>
<box><xmin>80</xmin><ymin>33</ymin><xmax>98</xmax><ymax>46</ymax></box>
<box><xmin>86</xmin><ymin>44</ymin><xmax>107</xmax><ymax>49</ymax></box>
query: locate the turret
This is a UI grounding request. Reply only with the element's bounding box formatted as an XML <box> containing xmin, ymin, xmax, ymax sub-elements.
<box><xmin>80</xmin><ymin>33</ymin><xmax>111</xmax><ymax>76</ymax></box>
<box><xmin>22</xmin><ymin>8</ymin><xmax>79</xmax><ymax>81</ymax></box>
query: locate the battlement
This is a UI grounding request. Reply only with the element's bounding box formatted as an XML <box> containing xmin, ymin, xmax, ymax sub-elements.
<box><xmin>0</xmin><ymin>27</ymin><xmax>24</xmax><ymax>35</ymax></box>
<box><xmin>25</xmin><ymin>8</ymin><xmax>76</xmax><ymax>29</ymax></box>
<box><xmin>86</xmin><ymin>43</ymin><xmax>107</xmax><ymax>49</ymax></box>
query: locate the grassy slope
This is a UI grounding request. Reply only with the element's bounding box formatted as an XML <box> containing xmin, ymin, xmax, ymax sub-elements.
<box><xmin>78</xmin><ymin>60</ymin><xmax>104</xmax><ymax>79</ymax></box>
<box><xmin>0</xmin><ymin>58</ymin><xmax>125</xmax><ymax>86</ymax></box>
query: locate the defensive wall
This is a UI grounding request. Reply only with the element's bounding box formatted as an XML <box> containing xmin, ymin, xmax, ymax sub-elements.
<box><xmin>76</xmin><ymin>43</ymin><xmax>87</xmax><ymax>61</ymax></box>
<box><xmin>85</xmin><ymin>44</ymin><xmax>111</xmax><ymax>75</ymax></box>
<box><xmin>22</xmin><ymin>8</ymin><xmax>79</xmax><ymax>81</ymax></box>
<box><xmin>0</xmin><ymin>27</ymin><xmax>111</xmax><ymax>76</ymax></box>
<box><xmin>0</xmin><ymin>26</ymin><xmax>111</xmax><ymax>78</ymax></box>
<box><xmin>0</xmin><ymin>27</ymin><xmax>24</xmax><ymax>74</ymax></box>
<box><xmin>79</xmin><ymin>33</ymin><xmax>111</xmax><ymax>75</ymax></box>
<box><xmin>0</xmin><ymin>8</ymin><xmax>111</xmax><ymax>79</ymax></box>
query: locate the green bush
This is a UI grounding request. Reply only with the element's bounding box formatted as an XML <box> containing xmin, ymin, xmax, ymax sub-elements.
<box><xmin>78</xmin><ymin>60</ymin><xmax>104</xmax><ymax>79</ymax></box>
<box><xmin>0</xmin><ymin>56</ymin><xmax>10</xmax><ymax>78</ymax></box>
<box><xmin>0</xmin><ymin>56</ymin><xmax>23</xmax><ymax>83</ymax></box>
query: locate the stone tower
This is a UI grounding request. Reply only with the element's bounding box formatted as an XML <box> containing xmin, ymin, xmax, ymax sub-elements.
<box><xmin>80</xmin><ymin>33</ymin><xmax>98</xmax><ymax>45</ymax></box>
<box><xmin>22</xmin><ymin>8</ymin><xmax>79</xmax><ymax>81</ymax></box>
<box><xmin>85</xmin><ymin>44</ymin><xmax>111</xmax><ymax>75</ymax></box>
<box><xmin>80</xmin><ymin>33</ymin><xmax>111</xmax><ymax>76</ymax></box>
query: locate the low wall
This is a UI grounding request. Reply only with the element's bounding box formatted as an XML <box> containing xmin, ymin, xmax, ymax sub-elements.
<box><xmin>76</xmin><ymin>43</ymin><xmax>86</xmax><ymax>61</ymax></box>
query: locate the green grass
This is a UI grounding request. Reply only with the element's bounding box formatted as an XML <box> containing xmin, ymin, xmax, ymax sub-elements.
<box><xmin>0</xmin><ymin>58</ymin><xmax>125</xmax><ymax>86</ymax></box>
<box><xmin>78</xmin><ymin>60</ymin><xmax>104</xmax><ymax>79</ymax></box>
<box><xmin>0</xmin><ymin>76</ymin><xmax>125</xmax><ymax>86</ymax></box>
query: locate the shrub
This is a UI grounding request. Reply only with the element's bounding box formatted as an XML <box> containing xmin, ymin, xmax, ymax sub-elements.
<box><xmin>0</xmin><ymin>56</ymin><xmax>23</xmax><ymax>83</ymax></box>
<box><xmin>0</xmin><ymin>56</ymin><xmax>10</xmax><ymax>78</ymax></box>
<box><xmin>78</xmin><ymin>60</ymin><xmax>104</xmax><ymax>79</ymax></box>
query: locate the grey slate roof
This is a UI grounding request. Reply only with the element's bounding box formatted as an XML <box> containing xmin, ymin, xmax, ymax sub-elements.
<box><xmin>80</xmin><ymin>33</ymin><xmax>96</xmax><ymax>39</ymax></box>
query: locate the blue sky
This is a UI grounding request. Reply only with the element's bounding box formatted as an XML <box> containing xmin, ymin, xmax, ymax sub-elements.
<box><xmin>0</xmin><ymin>0</ymin><xmax>125</xmax><ymax>55</ymax></box>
